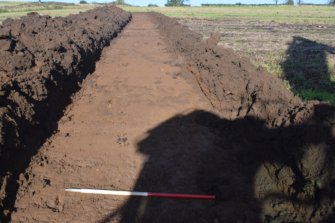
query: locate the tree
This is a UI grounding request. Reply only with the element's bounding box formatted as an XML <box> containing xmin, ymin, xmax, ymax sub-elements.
<box><xmin>285</xmin><ymin>0</ymin><xmax>294</xmax><ymax>5</ymax></box>
<box><xmin>329</xmin><ymin>0</ymin><xmax>335</xmax><ymax>5</ymax></box>
<box><xmin>165</xmin><ymin>0</ymin><xmax>188</xmax><ymax>6</ymax></box>
<box><xmin>115</xmin><ymin>0</ymin><xmax>125</xmax><ymax>4</ymax></box>
<box><xmin>274</xmin><ymin>0</ymin><xmax>278</xmax><ymax>5</ymax></box>
<box><xmin>297</xmin><ymin>0</ymin><xmax>303</xmax><ymax>4</ymax></box>
<box><xmin>79</xmin><ymin>0</ymin><xmax>88</xmax><ymax>4</ymax></box>
<box><xmin>109</xmin><ymin>0</ymin><xmax>125</xmax><ymax>5</ymax></box>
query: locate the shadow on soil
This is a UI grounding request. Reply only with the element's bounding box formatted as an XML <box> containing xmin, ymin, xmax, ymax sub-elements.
<box><xmin>99</xmin><ymin>106</ymin><xmax>335</xmax><ymax>222</ymax></box>
<box><xmin>282</xmin><ymin>36</ymin><xmax>335</xmax><ymax>104</ymax></box>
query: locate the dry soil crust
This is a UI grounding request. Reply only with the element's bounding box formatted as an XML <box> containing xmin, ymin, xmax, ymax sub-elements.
<box><xmin>10</xmin><ymin>13</ymin><xmax>215</xmax><ymax>223</ymax></box>
<box><xmin>151</xmin><ymin>13</ymin><xmax>335</xmax><ymax>222</ymax></box>
<box><xmin>0</xmin><ymin>6</ymin><xmax>131</xmax><ymax>221</ymax></box>
<box><xmin>5</xmin><ymin>12</ymin><xmax>335</xmax><ymax>223</ymax></box>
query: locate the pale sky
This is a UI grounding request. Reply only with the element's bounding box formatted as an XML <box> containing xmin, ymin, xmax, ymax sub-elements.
<box><xmin>126</xmin><ymin>0</ymin><xmax>328</xmax><ymax>6</ymax></box>
<box><xmin>38</xmin><ymin>0</ymin><xmax>330</xmax><ymax>6</ymax></box>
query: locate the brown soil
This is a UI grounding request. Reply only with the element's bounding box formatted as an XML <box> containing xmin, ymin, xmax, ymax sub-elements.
<box><xmin>178</xmin><ymin>18</ymin><xmax>335</xmax><ymax>103</ymax></box>
<box><xmin>151</xmin><ymin>13</ymin><xmax>335</xmax><ymax>222</ymax></box>
<box><xmin>0</xmin><ymin>6</ymin><xmax>131</xmax><ymax>221</ymax></box>
<box><xmin>1</xmin><ymin>11</ymin><xmax>335</xmax><ymax>223</ymax></box>
<box><xmin>151</xmin><ymin>13</ymin><xmax>312</xmax><ymax>124</ymax></box>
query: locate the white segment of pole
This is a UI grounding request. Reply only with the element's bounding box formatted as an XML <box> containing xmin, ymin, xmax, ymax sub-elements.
<box><xmin>65</xmin><ymin>188</ymin><xmax>148</xmax><ymax>197</ymax></box>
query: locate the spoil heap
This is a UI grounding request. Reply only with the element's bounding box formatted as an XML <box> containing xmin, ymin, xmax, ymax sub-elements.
<box><xmin>0</xmin><ymin>6</ymin><xmax>131</xmax><ymax>217</ymax></box>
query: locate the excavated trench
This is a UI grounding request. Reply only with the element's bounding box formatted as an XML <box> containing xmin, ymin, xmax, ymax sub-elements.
<box><xmin>150</xmin><ymin>13</ymin><xmax>335</xmax><ymax>222</ymax></box>
<box><xmin>0</xmin><ymin>6</ymin><xmax>131</xmax><ymax>221</ymax></box>
<box><xmin>0</xmin><ymin>9</ymin><xmax>334</xmax><ymax>223</ymax></box>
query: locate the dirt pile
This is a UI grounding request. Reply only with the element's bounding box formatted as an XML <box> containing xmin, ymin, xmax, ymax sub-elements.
<box><xmin>0</xmin><ymin>6</ymin><xmax>131</xmax><ymax>217</ymax></box>
<box><xmin>150</xmin><ymin>13</ymin><xmax>314</xmax><ymax>127</ymax></box>
<box><xmin>150</xmin><ymin>13</ymin><xmax>335</xmax><ymax>222</ymax></box>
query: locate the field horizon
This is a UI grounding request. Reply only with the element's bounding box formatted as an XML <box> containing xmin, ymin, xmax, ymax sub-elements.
<box><xmin>1</xmin><ymin>2</ymin><xmax>334</xmax><ymax>103</ymax></box>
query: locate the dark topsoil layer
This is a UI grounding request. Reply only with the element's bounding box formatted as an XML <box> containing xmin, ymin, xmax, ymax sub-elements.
<box><xmin>0</xmin><ymin>6</ymin><xmax>131</xmax><ymax>219</ymax></box>
<box><xmin>149</xmin><ymin>13</ymin><xmax>335</xmax><ymax>222</ymax></box>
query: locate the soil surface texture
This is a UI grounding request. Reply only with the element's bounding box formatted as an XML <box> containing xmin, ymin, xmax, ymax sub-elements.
<box><xmin>9</xmin><ymin>13</ymin><xmax>214</xmax><ymax>222</ymax></box>
<box><xmin>0</xmin><ymin>6</ymin><xmax>131</xmax><ymax>221</ymax></box>
<box><xmin>2</xmin><ymin>12</ymin><xmax>335</xmax><ymax>223</ymax></box>
<box><xmin>151</xmin><ymin>13</ymin><xmax>335</xmax><ymax>222</ymax></box>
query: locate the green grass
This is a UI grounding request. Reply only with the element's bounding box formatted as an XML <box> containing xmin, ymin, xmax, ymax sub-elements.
<box><xmin>121</xmin><ymin>5</ymin><xmax>335</xmax><ymax>24</ymax></box>
<box><xmin>1</xmin><ymin>3</ymin><xmax>334</xmax><ymax>24</ymax></box>
<box><xmin>0</xmin><ymin>1</ymin><xmax>25</xmax><ymax>7</ymax></box>
<box><xmin>297</xmin><ymin>89</ymin><xmax>335</xmax><ymax>104</ymax></box>
<box><xmin>0</xmin><ymin>2</ymin><xmax>97</xmax><ymax>21</ymax></box>
<box><xmin>127</xmin><ymin>5</ymin><xmax>334</xmax><ymax>105</ymax></box>
<box><xmin>1</xmin><ymin>2</ymin><xmax>334</xmax><ymax>104</ymax></box>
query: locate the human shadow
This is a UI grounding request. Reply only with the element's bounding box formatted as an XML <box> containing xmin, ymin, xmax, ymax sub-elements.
<box><xmin>99</xmin><ymin>104</ymin><xmax>335</xmax><ymax>222</ymax></box>
<box><xmin>282</xmin><ymin>36</ymin><xmax>335</xmax><ymax>103</ymax></box>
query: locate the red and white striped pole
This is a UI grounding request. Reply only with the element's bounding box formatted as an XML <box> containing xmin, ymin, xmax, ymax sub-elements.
<box><xmin>65</xmin><ymin>188</ymin><xmax>215</xmax><ymax>200</ymax></box>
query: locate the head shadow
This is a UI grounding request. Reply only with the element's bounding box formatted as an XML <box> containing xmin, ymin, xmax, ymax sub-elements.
<box><xmin>281</xmin><ymin>36</ymin><xmax>335</xmax><ymax>103</ymax></box>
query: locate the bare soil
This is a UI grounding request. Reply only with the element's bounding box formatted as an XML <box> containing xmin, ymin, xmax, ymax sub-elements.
<box><xmin>177</xmin><ymin>18</ymin><xmax>335</xmax><ymax>72</ymax></box>
<box><xmin>178</xmin><ymin>18</ymin><xmax>335</xmax><ymax>100</ymax></box>
<box><xmin>0</xmin><ymin>6</ymin><xmax>131</xmax><ymax>221</ymax></box>
<box><xmin>9</xmin><ymin>13</ymin><xmax>215</xmax><ymax>222</ymax></box>
<box><xmin>1</xmin><ymin>10</ymin><xmax>335</xmax><ymax>223</ymax></box>
<box><xmin>152</xmin><ymin>13</ymin><xmax>335</xmax><ymax>222</ymax></box>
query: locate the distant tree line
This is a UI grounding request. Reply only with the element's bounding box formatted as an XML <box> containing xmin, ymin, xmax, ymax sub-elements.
<box><xmin>83</xmin><ymin>0</ymin><xmax>124</xmax><ymax>4</ymax></box>
<box><xmin>202</xmin><ymin>0</ymin><xmax>335</xmax><ymax>6</ymax></box>
<box><xmin>201</xmin><ymin>3</ymin><xmax>282</xmax><ymax>6</ymax></box>
<box><xmin>84</xmin><ymin>0</ymin><xmax>335</xmax><ymax>6</ymax></box>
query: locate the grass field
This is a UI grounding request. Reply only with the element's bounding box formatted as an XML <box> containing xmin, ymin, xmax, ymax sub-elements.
<box><xmin>121</xmin><ymin>5</ymin><xmax>335</xmax><ymax>24</ymax></box>
<box><xmin>1</xmin><ymin>3</ymin><xmax>334</xmax><ymax>24</ymax></box>
<box><xmin>0</xmin><ymin>2</ymin><xmax>96</xmax><ymax>21</ymax></box>
<box><xmin>1</xmin><ymin>2</ymin><xmax>334</xmax><ymax>104</ymax></box>
<box><xmin>121</xmin><ymin>5</ymin><xmax>335</xmax><ymax>104</ymax></box>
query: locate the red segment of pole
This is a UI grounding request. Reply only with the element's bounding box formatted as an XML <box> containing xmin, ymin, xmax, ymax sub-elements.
<box><xmin>148</xmin><ymin>192</ymin><xmax>215</xmax><ymax>200</ymax></box>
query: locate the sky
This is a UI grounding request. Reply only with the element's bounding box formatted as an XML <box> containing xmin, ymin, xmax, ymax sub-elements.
<box><xmin>31</xmin><ymin>0</ymin><xmax>330</xmax><ymax>6</ymax></box>
<box><xmin>124</xmin><ymin>0</ymin><xmax>328</xmax><ymax>6</ymax></box>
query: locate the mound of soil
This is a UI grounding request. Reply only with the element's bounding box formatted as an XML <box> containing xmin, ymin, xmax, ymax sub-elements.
<box><xmin>150</xmin><ymin>13</ymin><xmax>335</xmax><ymax>222</ymax></box>
<box><xmin>0</xmin><ymin>6</ymin><xmax>131</xmax><ymax>217</ymax></box>
<box><xmin>150</xmin><ymin>13</ymin><xmax>313</xmax><ymax>126</ymax></box>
